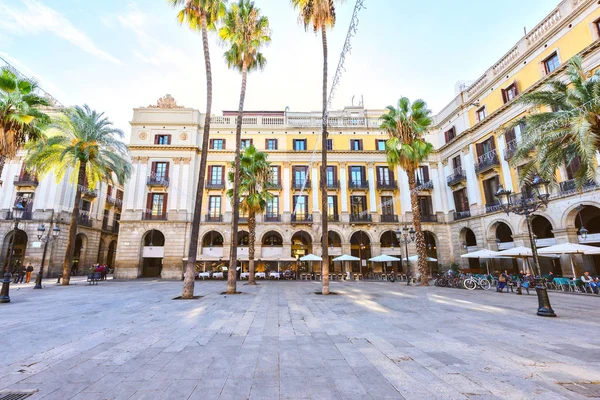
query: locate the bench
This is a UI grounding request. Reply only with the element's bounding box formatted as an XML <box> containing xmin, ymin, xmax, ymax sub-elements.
<box><xmin>87</xmin><ymin>272</ymin><xmax>101</xmax><ymax>285</ymax></box>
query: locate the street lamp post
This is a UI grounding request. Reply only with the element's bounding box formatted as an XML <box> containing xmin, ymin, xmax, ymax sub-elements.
<box><xmin>1</xmin><ymin>204</ymin><xmax>26</xmax><ymax>303</ymax></box>
<box><xmin>395</xmin><ymin>226</ymin><xmax>416</xmax><ymax>286</ymax></box>
<box><xmin>495</xmin><ymin>174</ymin><xmax>556</xmax><ymax>317</ymax></box>
<box><xmin>34</xmin><ymin>222</ymin><xmax>61</xmax><ymax>289</ymax></box>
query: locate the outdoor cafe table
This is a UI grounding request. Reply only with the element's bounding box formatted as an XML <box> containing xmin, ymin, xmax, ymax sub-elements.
<box><xmin>240</xmin><ymin>272</ymin><xmax>250</xmax><ymax>279</ymax></box>
<box><xmin>212</xmin><ymin>272</ymin><xmax>224</xmax><ymax>279</ymax></box>
<box><xmin>269</xmin><ymin>272</ymin><xmax>281</xmax><ymax>279</ymax></box>
<box><xmin>255</xmin><ymin>272</ymin><xmax>266</xmax><ymax>279</ymax></box>
<box><xmin>198</xmin><ymin>272</ymin><xmax>210</xmax><ymax>280</ymax></box>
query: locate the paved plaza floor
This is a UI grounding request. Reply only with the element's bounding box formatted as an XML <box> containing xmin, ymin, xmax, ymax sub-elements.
<box><xmin>1</xmin><ymin>278</ymin><xmax>600</xmax><ymax>399</ymax></box>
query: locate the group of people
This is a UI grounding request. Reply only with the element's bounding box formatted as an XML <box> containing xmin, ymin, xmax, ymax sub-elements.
<box><xmin>581</xmin><ymin>271</ymin><xmax>600</xmax><ymax>294</ymax></box>
<box><xmin>12</xmin><ymin>262</ymin><xmax>35</xmax><ymax>284</ymax></box>
<box><xmin>91</xmin><ymin>264</ymin><xmax>110</xmax><ymax>280</ymax></box>
<box><xmin>495</xmin><ymin>270</ymin><xmax>536</xmax><ymax>295</ymax></box>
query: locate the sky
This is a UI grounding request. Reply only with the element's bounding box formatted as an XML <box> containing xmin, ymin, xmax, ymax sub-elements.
<box><xmin>0</xmin><ymin>0</ymin><xmax>560</xmax><ymax>137</ymax></box>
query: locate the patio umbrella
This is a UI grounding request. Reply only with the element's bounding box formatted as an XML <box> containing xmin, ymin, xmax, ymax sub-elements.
<box><xmin>369</xmin><ymin>254</ymin><xmax>402</xmax><ymax>277</ymax></box>
<box><xmin>538</xmin><ymin>243</ymin><xmax>599</xmax><ymax>278</ymax></box>
<box><xmin>299</xmin><ymin>254</ymin><xmax>322</xmax><ymax>276</ymax></box>
<box><xmin>333</xmin><ymin>255</ymin><xmax>360</xmax><ymax>279</ymax></box>
<box><xmin>496</xmin><ymin>246</ymin><xmax>556</xmax><ymax>275</ymax></box>
<box><xmin>585</xmin><ymin>248</ymin><xmax>600</xmax><ymax>255</ymax></box>
<box><xmin>460</xmin><ymin>249</ymin><xmax>502</xmax><ymax>275</ymax></box>
<box><xmin>402</xmin><ymin>255</ymin><xmax>438</xmax><ymax>262</ymax></box>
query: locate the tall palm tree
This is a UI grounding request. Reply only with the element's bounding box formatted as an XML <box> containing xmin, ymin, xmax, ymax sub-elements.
<box><xmin>290</xmin><ymin>0</ymin><xmax>340</xmax><ymax>295</ymax></box>
<box><xmin>381</xmin><ymin>97</ymin><xmax>434</xmax><ymax>286</ymax></box>
<box><xmin>220</xmin><ymin>0</ymin><xmax>270</xmax><ymax>294</ymax></box>
<box><xmin>512</xmin><ymin>56</ymin><xmax>600</xmax><ymax>190</ymax></box>
<box><xmin>25</xmin><ymin>105</ymin><xmax>131</xmax><ymax>285</ymax></box>
<box><xmin>227</xmin><ymin>144</ymin><xmax>272</xmax><ymax>285</ymax></box>
<box><xmin>168</xmin><ymin>0</ymin><xmax>226</xmax><ymax>299</ymax></box>
<box><xmin>0</xmin><ymin>67</ymin><xmax>50</xmax><ymax>183</ymax></box>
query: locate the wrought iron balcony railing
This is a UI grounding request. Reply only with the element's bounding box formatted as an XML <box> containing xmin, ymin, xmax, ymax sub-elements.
<box><xmin>264</xmin><ymin>213</ymin><xmax>281</xmax><ymax>222</ymax></box>
<box><xmin>350</xmin><ymin>213</ymin><xmax>372</xmax><ymax>223</ymax></box>
<box><xmin>206</xmin><ymin>180</ymin><xmax>225</xmax><ymax>190</ymax></box>
<box><xmin>453</xmin><ymin>210</ymin><xmax>471</xmax><ymax>220</ymax></box>
<box><xmin>291</xmin><ymin>213</ymin><xmax>313</xmax><ymax>223</ymax></box>
<box><xmin>78</xmin><ymin>213</ymin><xmax>93</xmax><ymax>227</ymax></box>
<box><xmin>420</xmin><ymin>214</ymin><xmax>437</xmax><ymax>222</ymax></box>
<box><xmin>485</xmin><ymin>202</ymin><xmax>502</xmax><ymax>214</ymax></box>
<box><xmin>13</xmin><ymin>174</ymin><xmax>38</xmax><ymax>187</ymax></box>
<box><xmin>146</xmin><ymin>176</ymin><xmax>170</xmax><ymax>187</ymax></box>
<box><xmin>377</xmin><ymin>180</ymin><xmax>398</xmax><ymax>190</ymax></box>
<box><xmin>320</xmin><ymin>180</ymin><xmax>340</xmax><ymax>189</ymax></box>
<box><xmin>447</xmin><ymin>168</ymin><xmax>467</xmax><ymax>186</ymax></box>
<box><xmin>415</xmin><ymin>180</ymin><xmax>434</xmax><ymax>191</ymax></box>
<box><xmin>142</xmin><ymin>212</ymin><xmax>167</xmax><ymax>221</ymax></box>
<box><xmin>291</xmin><ymin>180</ymin><xmax>310</xmax><ymax>190</ymax></box>
<box><xmin>348</xmin><ymin>180</ymin><xmax>369</xmax><ymax>190</ymax></box>
<box><xmin>5</xmin><ymin>210</ymin><xmax>33</xmax><ymax>220</ymax></box>
<box><xmin>474</xmin><ymin>151</ymin><xmax>500</xmax><ymax>174</ymax></box>
<box><xmin>327</xmin><ymin>214</ymin><xmax>339</xmax><ymax>222</ymax></box>
<box><xmin>266</xmin><ymin>181</ymin><xmax>282</xmax><ymax>190</ymax></box>
<box><xmin>380</xmin><ymin>214</ymin><xmax>398</xmax><ymax>223</ymax></box>
<box><xmin>106</xmin><ymin>196</ymin><xmax>123</xmax><ymax>208</ymax></box>
<box><xmin>205</xmin><ymin>214</ymin><xmax>222</xmax><ymax>222</ymax></box>
<box><xmin>503</xmin><ymin>139</ymin><xmax>518</xmax><ymax>161</ymax></box>
<box><xmin>557</xmin><ymin>179</ymin><xmax>598</xmax><ymax>196</ymax></box>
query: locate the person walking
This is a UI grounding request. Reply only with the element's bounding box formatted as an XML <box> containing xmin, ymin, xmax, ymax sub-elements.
<box><xmin>25</xmin><ymin>263</ymin><xmax>34</xmax><ymax>283</ymax></box>
<box><xmin>16</xmin><ymin>264</ymin><xmax>26</xmax><ymax>284</ymax></box>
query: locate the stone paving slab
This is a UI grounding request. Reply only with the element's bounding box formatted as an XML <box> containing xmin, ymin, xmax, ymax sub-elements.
<box><xmin>1</xmin><ymin>279</ymin><xmax>599</xmax><ymax>399</ymax></box>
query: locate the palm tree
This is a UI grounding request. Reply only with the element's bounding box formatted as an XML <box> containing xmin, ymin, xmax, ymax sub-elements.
<box><xmin>512</xmin><ymin>56</ymin><xmax>600</xmax><ymax>190</ymax></box>
<box><xmin>25</xmin><ymin>105</ymin><xmax>131</xmax><ymax>285</ymax></box>
<box><xmin>290</xmin><ymin>0</ymin><xmax>340</xmax><ymax>295</ymax></box>
<box><xmin>381</xmin><ymin>97</ymin><xmax>434</xmax><ymax>286</ymax></box>
<box><xmin>226</xmin><ymin>144</ymin><xmax>272</xmax><ymax>285</ymax></box>
<box><xmin>220</xmin><ymin>0</ymin><xmax>270</xmax><ymax>294</ymax></box>
<box><xmin>0</xmin><ymin>67</ymin><xmax>50</xmax><ymax>183</ymax></box>
<box><xmin>168</xmin><ymin>0</ymin><xmax>226</xmax><ymax>299</ymax></box>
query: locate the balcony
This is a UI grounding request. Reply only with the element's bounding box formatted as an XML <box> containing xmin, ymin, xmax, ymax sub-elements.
<box><xmin>81</xmin><ymin>186</ymin><xmax>98</xmax><ymax>199</ymax></box>
<box><xmin>453</xmin><ymin>210</ymin><xmax>471</xmax><ymax>220</ymax></box>
<box><xmin>327</xmin><ymin>214</ymin><xmax>339</xmax><ymax>222</ymax></box>
<box><xmin>291</xmin><ymin>180</ymin><xmax>310</xmax><ymax>190</ymax></box>
<box><xmin>377</xmin><ymin>180</ymin><xmax>398</xmax><ymax>190</ymax></box>
<box><xmin>13</xmin><ymin>174</ymin><xmax>38</xmax><ymax>188</ymax></box>
<box><xmin>415</xmin><ymin>180</ymin><xmax>434</xmax><ymax>191</ymax></box>
<box><xmin>206</xmin><ymin>180</ymin><xmax>225</xmax><ymax>190</ymax></box>
<box><xmin>78</xmin><ymin>213</ymin><xmax>93</xmax><ymax>227</ymax></box>
<box><xmin>485</xmin><ymin>202</ymin><xmax>502</xmax><ymax>214</ymax></box>
<box><xmin>420</xmin><ymin>214</ymin><xmax>438</xmax><ymax>223</ymax></box>
<box><xmin>447</xmin><ymin>168</ymin><xmax>466</xmax><ymax>187</ymax></box>
<box><xmin>205</xmin><ymin>214</ymin><xmax>222</xmax><ymax>222</ymax></box>
<box><xmin>321</xmin><ymin>180</ymin><xmax>340</xmax><ymax>190</ymax></box>
<box><xmin>503</xmin><ymin>139</ymin><xmax>518</xmax><ymax>161</ymax></box>
<box><xmin>5</xmin><ymin>210</ymin><xmax>33</xmax><ymax>220</ymax></box>
<box><xmin>348</xmin><ymin>180</ymin><xmax>369</xmax><ymax>190</ymax></box>
<box><xmin>380</xmin><ymin>214</ymin><xmax>398</xmax><ymax>223</ymax></box>
<box><xmin>264</xmin><ymin>213</ymin><xmax>281</xmax><ymax>222</ymax></box>
<box><xmin>350</xmin><ymin>213</ymin><xmax>372</xmax><ymax>224</ymax></box>
<box><xmin>239</xmin><ymin>216</ymin><xmax>248</xmax><ymax>224</ymax></box>
<box><xmin>266</xmin><ymin>181</ymin><xmax>282</xmax><ymax>190</ymax></box>
<box><xmin>106</xmin><ymin>196</ymin><xmax>123</xmax><ymax>208</ymax></box>
<box><xmin>146</xmin><ymin>176</ymin><xmax>169</xmax><ymax>187</ymax></box>
<box><xmin>556</xmin><ymin>179</ymin><xmax>598</xmax><ymax>197</ymax></box>
<box><xmin>475</xmin><ymin>151</ymin><xmax>500</xmax><ymax>174</ymax></box>
<box><xmin>142</xmin><ymin>212</ymin><xmax>168</xmax><ymax>221</ymax></box>
<box><xmin>291</xmin><ymin>213</ymin><xmax>313</xmax><ymax>223</ymax></box>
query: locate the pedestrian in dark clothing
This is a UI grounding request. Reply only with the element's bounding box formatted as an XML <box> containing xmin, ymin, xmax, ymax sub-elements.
<box><xmin>16</xmin><ymin>265</ymin><xmax>26</xmax><ymax>283</ymax></box>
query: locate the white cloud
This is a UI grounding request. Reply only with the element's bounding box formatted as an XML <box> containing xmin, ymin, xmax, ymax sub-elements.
<box><xmin>0</xmin><ymin>0</ymin><xmax>121</xmax><ymax>65</ymax></box>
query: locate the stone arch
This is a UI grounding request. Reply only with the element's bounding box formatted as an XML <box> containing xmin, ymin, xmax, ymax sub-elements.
<box><xmin>518</xmin><ymin>212</ymin><xmax>557</xmax><ymax>237</ymax></box>
<box><xmin>140</xmin><ymin>229</ymin><xmax>165</xmax><ymax>278</ymax></box>
<box><xmin>291</xmin><ymin>230</ymin><xmax>313</xmax><ymax>261</ymax></box>
<box><xmin>291</xmin><ymin>229</ymin><xmax>315</xmax><ymax>243</ymax></box>
<box><xmin>1</xmin><ymin>229</ymin><xmax>28</xmax><ymax>271</ymax></box>
<box><xmin>350</xmin><ymin>231</ymin><xmax>371</xmax><ymax>275</ymax></box>
<box><xmin>106</xmin><ymin>240</ymin><xmax>117</xmax><ymax>269</ymax></box>
<box><xmin>319</xmin><ymin>231</ymin><xmax>343</xmax><ymax>247</ymax></box>
<box><xmin>348</xmin><ymin>228</ymin><xmax>375</xmax><ymax>244</ymax></box>
<box><xmin>423</xmin><ymin>230</ymin><xmax>440</xmax><ymax>275</ymax></box>
<box><xmin>459</xmin><ymin>227</ymin><xmax>477</xmax><ymax>247</ymax></box>
<box><xmin>202</xmin><ymin>230</ymin><xmax>225</xmax><ymax>247</ymax></box>
<box><xmin>258</xmin><ymin>227</ymin><xmax>286</xmax><ymax>243</ymax></box>
<box><xmin>562</xmin><ymin>201</ymin><xmax>600</xmax><ymax>231</ymax></box>
<box><xmin>380</xmin><ymin>230</ymin><xmax>400</xmax><ymax>248</ymax></box>
<box><xmin>486</xmin><ymin>218</ymin><xmax>515</xmax><ymax>241</ymax></box>
<box><xmin>237</xmin><ymin>230</ymin><xmax>249</xmax><ymax>246</ymax></box>
<box><xmin>72</xmin><ymin>233</ymin><xmax>88</xmax><ymax>273</ymax></box>
<box><xmin>262</xmin><ymin>231</ymin><xmax>283</xmax><ymax>246</ymax></box>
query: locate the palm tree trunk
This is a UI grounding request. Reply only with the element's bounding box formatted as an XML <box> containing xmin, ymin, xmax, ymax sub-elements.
<box><xmin>320</xmin><ymin>26</ymin><xmax>330</xmax><ymax>295</ymax></box>
<box><xmin>0</xmin><ymin>154</ymin><xmax>5</xmax><ymax>187</ymax></box>
<box><xmin>62</xmin><ymin>160</ymin><xmax>86</xmax><ymax>285</ymax></box>
<box><xmin>181</xmin><ymin>14</ymin><xmax>212</xmax><ymax>299</ymax></box>
<box><xmin>227</xmin><ymin>62</ymin><xmax>248</xmax><ymax>294</ymax></box>
<box><xmin>407</xmin><ymin>168</ymin><xmax>429</xmax><ymax>286</ymax></box>
<box><xmin>247</xmin><ymin>210</ymin><xmax>257</xmax><ymax>285</ymax></box>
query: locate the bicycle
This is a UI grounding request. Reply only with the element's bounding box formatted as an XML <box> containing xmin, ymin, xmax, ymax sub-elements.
<box><xmin>463</xmin><ymin>275</ymin><xmax>491</xmax><ymax>290</ymax></box>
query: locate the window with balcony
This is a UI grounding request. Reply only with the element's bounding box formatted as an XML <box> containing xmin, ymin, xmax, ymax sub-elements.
<box><xmin>501</xmin><ymin>82</ymin><xmax>519</xmax><ymax>103</ymax></box>
<box><xmin>269</xmin><ymin>165</ymin><xmax>280</xmax><ymax>187</ymax></box>
<box><xmin>380</xmin><ymin>196</ymin><xmax>396</xmax><ymax>222</ymax></box>
<box><xmin>350</xmin><ymin>139</ymin><xmax>363</xmax><ymax>151</ymax></box>
<box><xmin>207</xmin><ymin>165</ymin><xmax>224</xmax><ymax>188</ymax></box>
<box><xmin>154</xmin><ymin>134</ymin><xmax>171</xmax><ymax>145</ymax></box>
<box><xmin>475</xmin><ymin>137</ymin><xmax>498</xmax><ymax>173</ymax></box>
<box><xmin>418</xmin><ymin>196</ymin><xmax>435</xmax><ymax>221</ymax></box>
<box><xmin>415</xmin><ymin>166</ymin><xmax>430</xmax><ymax>186</ymax></box>
<box><xmin>327</xmin><ymin>195</ymin><xmax>338</xmax><ymax>221</ymax></box>
<box><xmin>326</xmin><ymin>166</ymin><xmax>337</xmax><ymax>188</ymax></box>
<box><xmin>544</xmin><ymin>52</ymin><xmax>560</xmax><ymax>75</ymax></box>
<box><xmin>566</xmin><ymin>156</ymin><xmax>581</xmax><ymax>181</ymax></box>
<box><xmin>292</xmin><ymin>166</ymin><xmax>309</xmax><ymax>188</ymax></box>
<box><xmin>14</xmin><ymin>192</ymin><xmax>33</xmax><ymax>219</ymax></box>
<box><xmin>326</xmin><ymin>139</ymin><xmax>333</xmax><ymax>151</ymax></box>
<box><xmin>210</xmin><ymin>139</ymin><xmax>225</xmax><ymax>150</ymax></box>
<box><xmin>102</xmin><ymin>209</ymin><xmax>110</xmax><ymax>230</ymax></box>
<box><xmin>452</xmin><ymin>156</ymin><xmax>462</xmax><ymax>170</ymax></box>
<box><xmin>349</xmin><ymin>166</ymin><xmax>366</xmax><ymax>188</ymax></box>
<box><xmin>146</xmin><ymin>193</ymin><xmax>167</xmax><ymax>218</ymax></box>
<box><xmin>453</xmin><ymin>188</ymin><xmax>469</xmax><ymax>217</ymax></box>
<box><xmin>292</xmin><ymin>195</ymin><xmax>309</xmax><ymax>218</ymax></box>
<box><xmin>444</xmin><ymin>127</ymin><xmax>456</xmax><ymax>143</ymax></box>
<box><xmin>293</xmin><ymin>139</ymin><xmax>307</xmax><ymax>151</ymax></box>
<box><xmin>350</xmin><ymin>196</ymin><xmax>369</xmax><ymax>222</ymax></box>
<box><xmin>208</xmin><ymin>196</ymin><xmax>221</xmax><ymax>220</ymax></box>
<box><xmin>448</xmin><ymin>156</ymin><xmax>466</xmax><ymax>186</ymax></box>
<box><xmin>266</xmin><ymin>196</ymin><xmax>279</xmax><ymax>220</ymax></box>
<box><xmin>241</xmin><ymin>139</ymin><xmax>253</xmax><ymax>149</ymax></box>
<box><xmin>150</xmin><ymin>161</ymin><xmax>169</xmax><ymax>184</ymax></box>
<box><xmin>266</xmin><ymin>138</ymin><xmax>278</xmax><ymax>150</ymax></box>
<box><xmin>476</xmin><ymin>106</ymin><xmax>487</xmax><ymax>122</ymax></box>
<box><xmin>376</xmin><ymin>139</ymin><xmax>386</xmax><ymax>151</ymax></box>
<box><xmin>483</xmin><ymin>175</ymin><xmax>501</xmax><ymax>212</ymax></box>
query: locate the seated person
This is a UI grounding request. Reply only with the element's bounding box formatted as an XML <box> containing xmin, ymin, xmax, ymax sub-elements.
<box><xmin>581</xmin><ymin>271</ymin><xmax>598</xmax><ymax>294</ymax></box>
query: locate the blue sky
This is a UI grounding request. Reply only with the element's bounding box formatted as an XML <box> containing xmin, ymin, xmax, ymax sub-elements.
<box><xmin>0</xmin><ymin>0</ymin><xmax>558</xmax><ymax>135</ymax></box>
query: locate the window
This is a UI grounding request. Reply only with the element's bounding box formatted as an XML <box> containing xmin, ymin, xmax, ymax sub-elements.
<box><xmin>116</xmin><ymin>189</ymin><xmax>124</xmax><ymax>201</ymax></box>
<box><xmin>266</xmin><ymin>196</ymin><xmax>279</xmax><ymax>216</ymax></box>
<box><xmin>453</xmin><ymin>189</ymin><xmax>469</xmax><ymax>212</ymax></box>
<box><xmin>269</xmin><ymin>165</ymin><xmax>280</xmax><ymax>186</ymax></box>
<box><xmin>476</xmin><ymin>106</ymin><xmax>487</xmax><ymax>122</ymax></box>
<box><xmin>350</xmin><ymin>139</ymin><xmax>363</xmax><ymax>151</ymax></box>
<box><xmin>376</xmin><ymin>166</ymin><xmax>393</xmax><ymax>185</ymax></box>
<box><xmin>381</xmin><ymin>196</ymin><xmax>394</xmax><ymax>216</ymax></box>
<box><xmin>566</xmin><ymin>156</ymin><xmax>581</xmax><ymax>180</ymax></box>
<box><xmin>326</xmin><ymin>166</ymin><xmax>337</xmax><ymax>186</ymax></box>
<box><xmin>293</xmin><ymin>139</ymin><xmax>307</xmax><ymax>151</ymax></box>
<box><xmin>501</xmin><ymin>83</ymin><xmax>519</xmax><ymax>103</ymax></box>
<box><xmin>544</xmin><ymin>52</ymin><xmax>560</xmax><ymax>74</ymax></box>
<box><xmin>241</xmin><ymin>139</ymin><xmax>253</xmax><ymax>149</ymax></box>
<box><xmin>103</xmin><ymin>209</ymin><xmax>110</xmax><ymax>229</ymax></box>
<box><xmin>147</xmin><ymin>193</ymin><xmax>167</xmax><ymax>216</ymax></box>
<box><xmin>266</xmin><ymin>138</ymin><xmax>278</xmax><ymax>150</ymax></box>
<box><xmin>15</xmin><ymin>192</ymin><xmax>33</xmax><ymax>215</ymax></box>
<box><xmin>476</xmin><ymin>137</ymin><xmax>496</xmax><ymax>158</ymax></box>
<box><xmin>596</xmin><ymin>19</ymin><xmax>600</xmax><ymax>37</ymax></box>
<box><xmin>292</xmin><ymin>166</ymin><xmax>309</xmax><ymax>187</ymax></box>
<box><xmin>350</xmin><ymin>196</ymin><xmax>367</xmax><ymax>215</ymax></box>
<box><xmin>208</xmin><ymin>196</ymin><xmax>221</xmax><ymax>217</ymax></box>
<box><xmin>376</xmin><ymin>139</ymin><xmax>386</xmax><ymax>151</ymax></box>
<box><xmin>444</xmin><ymin>127</ymin><xmax>456</xmax><ymax>143</ymax></box>
<box><xmin>452</xmin><ymin>156</ymin><xmax>462</xmax><ymax>171</ymax></box>
<box><xmin>326</xmin><ymin>139</ymin><xmax>333</xmax><ymax>151</ymax></box>
<box><xmin>483</xmin><ymin>176</ymin><xmax>500</xmax><ymax>205</ymax></box>
<box><xmin>151</xmin><ymin>161</ymin><xmax>169</xmax><ymax>181</ymax></box>
<box><xmin>154</xmin><ymin>135</ymin><xmax>171</xmax><ymax>145</ymax></box>
<box><xmin>415</xmin><ymin>166</ymin><xmax>430</xmax><ymax>185</ymax></box>
<box><xmin>327</xmin><ymin>195</ymin><xmax>338</xmax><ymax>219</ymax></box>
<box><xmin>293</xmin><ymin>195</ymin><xmax>308</xmax><ymax>216</ymax></box>
<box><xmin>81</xmin><ymin>199</ymin><xmax>91</xmax><ymax>212</ymax></box>
<box><xmin>208</xmin><ymin>165</ymin><xmax>224</xmax><ymax>184</ymax></box>
<box><xmin>418</xmin><ymin>196</ymin><xmax>434</xmax><ymax>216</ymax></box>
<box><xmin>210</xmin><ymin>139</ymin><xmax>225</xmax><ymax>150</ymax></box>
<box><xmin>349</xmin><ymin>166</ymin><xmax>365</xmax><ymax>186</ymax></box>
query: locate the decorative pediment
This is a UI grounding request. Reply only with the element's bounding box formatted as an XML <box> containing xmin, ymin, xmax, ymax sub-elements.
<box><xmin>148</xmin><ymin>94</ymin><xmax>184</xmax><ymax>109</ymax></box>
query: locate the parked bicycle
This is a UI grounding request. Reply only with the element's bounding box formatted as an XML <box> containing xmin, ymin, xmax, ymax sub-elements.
<box><xmin>463</xmin><ymin>275</ymin><xmax>491</xmax><ymax>290</ymax></box>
